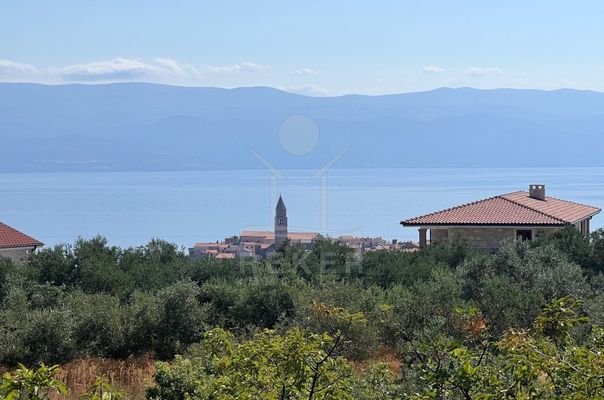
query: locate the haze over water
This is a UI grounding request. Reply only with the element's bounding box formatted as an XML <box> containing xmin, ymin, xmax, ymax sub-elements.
<box><xmin>2</xmin><ymin>167</ymin><xmax>604</xmax><ymax>248</ymax></box>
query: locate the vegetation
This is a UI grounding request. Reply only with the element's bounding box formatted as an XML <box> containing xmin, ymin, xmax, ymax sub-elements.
<box><xmin>0</xmin><ymin>364</ymin><xmax>66</xmax><ymax>400</ymax></box>
<box><xmin>0</xmin><ymin>227</ymin><xmax>604</xmax><ymax>398</ymax></box>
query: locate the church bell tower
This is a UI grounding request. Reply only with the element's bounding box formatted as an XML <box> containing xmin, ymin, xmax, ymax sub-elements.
<box><xmin>274</xmin><ymin>195</ymin><xmax>288</xmax><ymax>247</ymax></box>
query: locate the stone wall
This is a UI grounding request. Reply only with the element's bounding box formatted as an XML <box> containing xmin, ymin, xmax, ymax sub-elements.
<box><xmin>432</xmin><ymin>227</ymin><xmax>561</xmax><ymax>251</ymax></box>
<box><xmin>431</xmin><ymin>229</ymin><xmax>449</xmax><ymax>244</ymax></box>
<box><xmin>535</xmin><ymin>228</ymin><xmax>560</xmax><ymax>238</ymax></box>
<box><xmin>0</xmin><ymin>247</ymin><xmax>32</xmax><ymax>264</ymax></box>
<box><xmin>448</xmin><ymin>227</ymin><xmax>515</xmax><ymax>251</ymax></box>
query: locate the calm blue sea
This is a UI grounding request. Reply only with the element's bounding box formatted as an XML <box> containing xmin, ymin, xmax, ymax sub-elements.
<box><xmin>1</xmin><ymin>168</ymin><xmax>604</xmax><ymax>248</ymax></box>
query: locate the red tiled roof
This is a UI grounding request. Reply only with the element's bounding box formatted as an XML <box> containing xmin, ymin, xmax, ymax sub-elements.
<box><xmin>240</xmin><ymin>230</ymin><xmax>273</xmax><ymax>239</ymax></box>
<box><xmin>240</xmin><ymin>230</ymin><xmax>319</xmax><ymax>241</ymax></box>
<box><xmin>215</xmin><ymin>253</ymin><xmax>236</xmax><ymax>259</ymax></box>
<box><xmin>288</xmin><ymin>232</ymin><xmax>319</xmax><ymax>241</ymax></box>
<box><xmin>401</xmin><ymin>191</ymin><xmax>600</xmax><ymax>226</ymax></box>
<box><xmin>0</xmin><ymin>222</ymin><xmax>44</xmax><ymax>249</ymax></box>
<box><xmin>502</xmin><ymin>192</ymin><xmax>600</xmax><ymax>223</ymax></box>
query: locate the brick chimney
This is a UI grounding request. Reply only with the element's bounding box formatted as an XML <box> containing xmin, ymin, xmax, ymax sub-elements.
<box><xmin>529</xmin><ymin>184</ymin><xmax>546</xmax><ymax>201</ymax></box>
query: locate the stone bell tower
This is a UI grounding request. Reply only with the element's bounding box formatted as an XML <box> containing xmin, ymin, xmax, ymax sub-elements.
<box><xmin>274</xmin><ymin>195</ymin><xmax>288</xmax><ymax>247</ymax></box>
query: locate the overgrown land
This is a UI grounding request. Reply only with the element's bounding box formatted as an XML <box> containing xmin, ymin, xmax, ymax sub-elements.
<box><xmin>2</xmin><ymin>227</ymin><xmax>604</xmax><ymax>399</ymax></box>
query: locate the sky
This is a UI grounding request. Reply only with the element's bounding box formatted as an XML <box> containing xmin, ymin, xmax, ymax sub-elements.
<box><xmin>1</xmin><ymin>1</ymin><xmax>604</xmax><ymax>95</ymax></box>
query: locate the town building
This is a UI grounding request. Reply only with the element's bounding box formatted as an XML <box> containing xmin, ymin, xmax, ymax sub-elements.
<box><xmin>275</xmin><ymin>195</ymin><xmax>288</xmax><ymax>247</ymax></box>
<box><xmin>336</xmin><ymin>236</ymin><xmax>386</xmax><ymax>257</ymax></box>
<box><xmin>401</xmin><ymin>184</ymin><xmax>601</xmax><ymax>252</ymax></box>
<box><xmin>336</xmin><ymin>236</ymin><xmax>420</xmax><ymax>256</ymax></box>
<box><xmin>0</xmin><ymin>221</ymin><xmax>43</xmax><ymax>264</ymax></box>
<box><xmin>189</xmin><ymin>196</ymin><xmax>319</xmax><ymax>259</ymax></box>
<box><xmin>189</xmin><ymin>195</ymin><xmax>417</xmax><ymax>260</ymax></box>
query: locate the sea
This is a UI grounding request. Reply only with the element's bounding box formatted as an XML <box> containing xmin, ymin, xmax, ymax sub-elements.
<box><xmin>2</xmin><ymin>168</ymin><xmax>604</xmax><ymax>249</ymax></box>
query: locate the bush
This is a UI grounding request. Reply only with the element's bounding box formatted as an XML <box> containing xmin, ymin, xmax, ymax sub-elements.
<box><xmin>379</xmin><ymin>268</ymin><xmax>463</xmax><ymax>348</ymax></box>
<box><xmin>200</xmin><ymin>274</ymin><xmax>297</xmax><ymax>330</ymax></box>
<box><xmin>406</xmin><ymin>297</ymin><xmax>604</xmax><ymax>399</ymax></box>
<box><xmin>457</xmin><ymin>241</ymin><xmax>589</xmax><ymax>334</ymax></box>
<box><xmin>68</xmin><ymin>292</ymin><xmax>126</xmax><ymax>358</ymax></box>
<box><xmin>20</xmin><ymin>308</ymin><xmax>76</xmax><ymax>365</ymax></box>
<box><xmin>590</xmin><ymin>228</ymin><xmax>604</xmax><ymax>273</ymax></box>
<box><xmin>475</xmin><ymin>274</ymin><xmax>543</xmax><ymax>334</ymax></box>
<box><xmin>123</xmin><ymin>291</ymin><xmax>161</xmax><ymax>355</ymax></box>
<box><xmin>147</xmin><ymin>325</ymin><xmax>393</xmax><ymax>400</ymax></box>
<box><xmin>154</xmin><ymin>280</ymin><xmax>208</xmax><ymax>359</ymax></box>
<box><xmin>28</xmin><ymin>244</ymin><xmax>79</xmax><ymax>287</ymax></box>
<box><xmin>2</xmin><ymin>230</ymin><xmax>604</xmax><ymax>373</ymax></box>
<box><xmin>117</xmin><ymin>239</ymin><xmax>189</xmax><ymax>293</ymax></box>
<box><xmin>358</xmin><ymin>250</ymin><xmax>432</xmax><ymax>288</ymax></box>
<box><xmin>0</xmin><ymin>364</ymin><xmax>67</xmax><ymax>399</ymax></box>
<box><xmin>0</xmin><ymin>257</ymin><xmax>16</xmax><ymax>302</ymax></box>
<box><xmin>533</xmin><ymin>225</ymin><xmax>593</xmax><ymax>270</ymax></box>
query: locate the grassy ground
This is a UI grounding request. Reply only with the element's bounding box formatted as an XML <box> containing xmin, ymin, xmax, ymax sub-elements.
<box><xmin>51</xmin><ymin>356</ymin><xmax>156</xmax><ymax>399</ymax></box>
<box><xmin>3</xmin><ymin>351</ymin><xmax>400</xmax><ymax>399</ymax></box>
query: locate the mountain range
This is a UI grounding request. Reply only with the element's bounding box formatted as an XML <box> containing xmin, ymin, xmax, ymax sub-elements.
<box><xmin>1</xmin><ymin>83</ymin><xmax>604</xmax><ymax>172</ymax></box>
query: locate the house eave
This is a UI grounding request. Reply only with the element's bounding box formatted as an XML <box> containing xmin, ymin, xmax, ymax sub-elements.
<box><xmin>400</xmin><ymin>222</ymin><xmax>567</xmax><ymax>228</ymax></box>
<box><xmin>568</xmin><ymin>210</ymin><xmax>601</xmax><ymax>225</ymax></box>
<box><xmin>0</xmin><ymin>243</ymin><xmax>43</xmax><ymax>250</ymax></box>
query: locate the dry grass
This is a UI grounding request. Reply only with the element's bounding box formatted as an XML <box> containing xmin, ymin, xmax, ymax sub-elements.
<box><xmin>6</xmin><ymin>351</ymin><xmax>401</xmax><ymax>399</ymax></box>
<box><xmin>51</xmin><ymin>356</ymin><xmax>156</xmax><ymax>400</ymax></box>
<box><xmin>351</xmin><ymin>348</ymin><xmax>402</xmax><ymax>375</ymax></box>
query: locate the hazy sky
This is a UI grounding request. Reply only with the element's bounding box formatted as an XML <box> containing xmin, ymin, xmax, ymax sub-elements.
<box><xmin>2</xmin><ymin>1</ymin><xmax>604</xmax><ymax>95</ymax></box>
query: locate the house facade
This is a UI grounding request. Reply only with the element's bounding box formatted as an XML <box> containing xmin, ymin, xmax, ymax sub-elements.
<box><xmin>0</xmin><ymin>222</ymin><xmax>43</xmax><ymax>264</ymax></box>
<box><xmin>401</xmin><ymin>185</ymin><xmax>600</xmax><ymax>252</ymax></box>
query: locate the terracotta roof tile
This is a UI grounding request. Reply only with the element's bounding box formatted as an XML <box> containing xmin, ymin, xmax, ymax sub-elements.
<box><xmin>288</xmin><ymin>232</ymin><xmax>319</xmax><ymax>241</ymax></box>
<box><xmin>240</xmin><ymin>231</ymin><xmax>273</xmax><ymax>239</ymax></box>
<box><xmin>0</xmin><ymin>222</ymin><xmax>44</xmax><ymax>249</ymax></box>
<box><xmin>401</xmin><ymin>191</ymin><xmax>600</xmax><ymax>226</ymax></box>
<box><xmin>215</xmin><ymin>253</ymin><xmax>236</xmax><ymax>259</ymax></box>
<box><xmin>240</xmin><ymin>231</ymin><xmax>319</xmax><ymax>241</ymax></box>
<box><xmin>502</xmin><ymin>192</ymin><xmax>600</xmax><ymax>223</ymax></box>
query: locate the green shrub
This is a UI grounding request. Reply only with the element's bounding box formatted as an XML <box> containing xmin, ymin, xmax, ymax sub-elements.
<box><xmin>154</xmin><ymin>280</ymin><xmax>208</xmax><ymax>359</ymax></box>
<box><xmin>20</xmin><ymin>308</ymin><xmax>75</xmax><ymax>365</ymax></box>
<box><xmin>123</xmin><ymin>291</ymin><xmax>161</xmax><ymax>355</ymax></box>
<box><xmin>0</xmin><ymin>363</ymin><xmax>67</xmax><ymax>399</ymax></box>
<box><xmin>148</xmin><ymin>324</ymin><xmax>377</xmax><ymax>400</ymax></box>
<box><xmin>68</xmin><ymin>292</ymin><xmax>126</xmax><ymax>358</ymax></box>
<box><xmin>200</xmin><ymin>275</ymin><xmax>297</xmax><ymax>330</ymax></box>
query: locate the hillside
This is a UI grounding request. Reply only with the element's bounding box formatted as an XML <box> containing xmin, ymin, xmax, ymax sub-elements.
<box><xmin>1</xmin><ymin>83</ymin><xmax>604</xmax><ymax>172</ymax></box>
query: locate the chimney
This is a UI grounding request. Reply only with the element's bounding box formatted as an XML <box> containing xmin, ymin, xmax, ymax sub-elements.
<box><xmin>529</xmin><ymin>184</ymin><xmax>546</xmax><ymax>201</ymax></box>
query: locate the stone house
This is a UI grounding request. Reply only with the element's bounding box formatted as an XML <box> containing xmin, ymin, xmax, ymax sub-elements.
<box><xmin>0</xmin><ymin>221</ymin><xmax>43</xmax><ymax>264</ymax></box>
<box><xmin>401</xmin><ymin>185</ymin><xmax>600</xmax><ymax>252</ymax></box>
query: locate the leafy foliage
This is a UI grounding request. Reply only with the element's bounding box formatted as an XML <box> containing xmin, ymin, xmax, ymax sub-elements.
<box><xmin>0</xmin><ymin>364</ymin><xmax>67</xmax><ymax>400</ymax></box>
<box><xmin>148</xmin><ymin>321</ymin><xmax>397</xmax><ymax>400</ymax></box>
<box><xmin>1</xmin><ymin>231</ymin><xmax>604</xmax><ymax>397</ymax></box>
<box><xmin>82</xmin><ymin>377</ymin><xmax>125</xmax><ymax>400</ymax></box>
<box><xmin>406</xmin><ymin>297</ymin><xmax>604</xmax><ymax>399</ymax></box>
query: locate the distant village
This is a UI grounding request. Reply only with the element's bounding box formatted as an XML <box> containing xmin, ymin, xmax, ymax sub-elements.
<box><xmin>189</xmin><ymin>185</ymin><xmax>602</xmax><ymax>260</ymax></box>
<box><xmin>1</xmin><ymin>185</ymin><xmax>601</xmax><ymax>264</ymax></box>
<box><xmin>188</xmin><ymin>195</ymin><xmax>419</xmax><ymax>260</ymax></box>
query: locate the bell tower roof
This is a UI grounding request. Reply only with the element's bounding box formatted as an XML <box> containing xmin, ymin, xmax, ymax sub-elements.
<box><xmin>276</xmin><ymin>195</ymin><xmax>287</xmax><ymax>217</ymax></box>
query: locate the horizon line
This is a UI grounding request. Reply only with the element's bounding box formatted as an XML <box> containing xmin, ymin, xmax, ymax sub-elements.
<box><xmin>0</xmin><ymin>81</ymin><xmax>602</xmax><ymax>98</ymax></box>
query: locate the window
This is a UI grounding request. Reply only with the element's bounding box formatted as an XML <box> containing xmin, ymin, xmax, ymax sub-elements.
<box><xmin>278</xmin><ymin>218</ymin><xmax>284</xmax><ymax>224</ymax></box>
<box><xmin>516</xmin><ymin>229</ymin><xmax>533</xmax><ymax>241</ymax></box>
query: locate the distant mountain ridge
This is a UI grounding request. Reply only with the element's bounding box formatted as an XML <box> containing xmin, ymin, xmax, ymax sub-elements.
<box><xmin>1</xmin><ymin>83</ymin><xmax>604</xmax><ymax>172</ymax></box>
